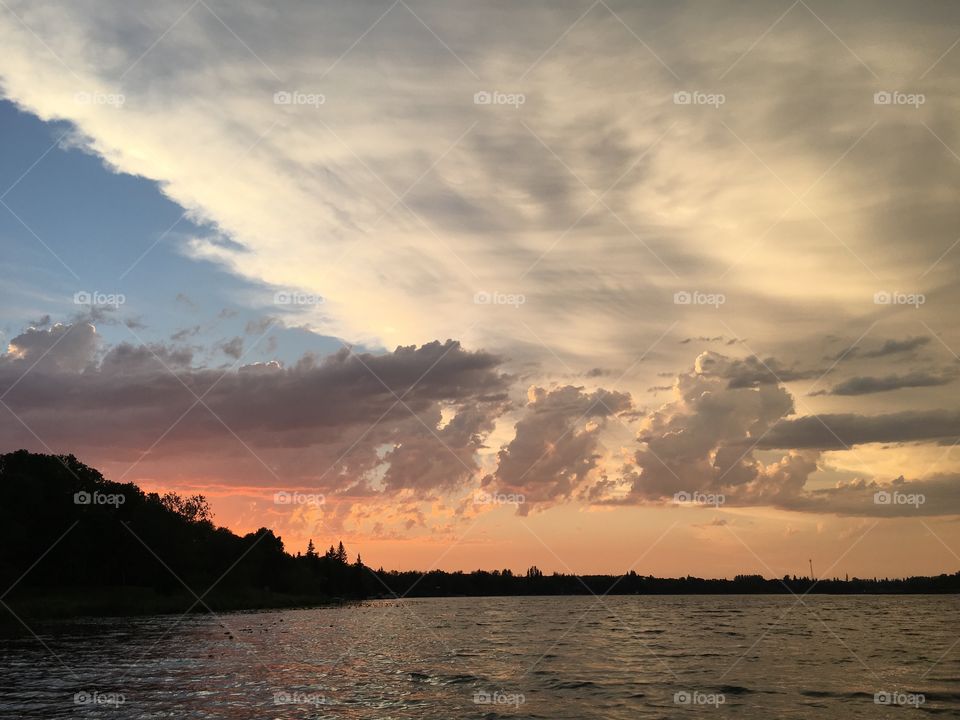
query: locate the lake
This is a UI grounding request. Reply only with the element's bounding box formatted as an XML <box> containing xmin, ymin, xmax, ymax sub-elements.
<box><xmin>1</xmin><ymin>595</ymin><xmax>957</xmax><ymax>717</ymax></box>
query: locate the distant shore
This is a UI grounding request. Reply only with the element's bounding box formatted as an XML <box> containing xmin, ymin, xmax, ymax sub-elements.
<box><xmin>2</xmin><ymin>587</ymin><xmax>345</xmax><ymax>622</ymax></box>
<box><xmin>6</xmin><ymin>576</ymin><xmax>959</xmax><ymax>624</ymax></box>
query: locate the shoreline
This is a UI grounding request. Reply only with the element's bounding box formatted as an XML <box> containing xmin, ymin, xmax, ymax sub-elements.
<box><xmin>5</xmin><ymin>586</ymin><xmax>957</xmax><ymax>625</ymax></box>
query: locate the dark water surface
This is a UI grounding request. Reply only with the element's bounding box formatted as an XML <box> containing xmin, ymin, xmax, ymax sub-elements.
<box><xmin>1</xmin><ymin>595</ymin><xmax>957</xmax><ymax>718</ymax></box>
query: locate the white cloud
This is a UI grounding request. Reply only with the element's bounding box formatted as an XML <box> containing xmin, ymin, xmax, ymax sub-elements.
<box><xmin>4</xmin><ymin>0</ymin><xmax>960</xmax><ymax>383</ymax></box>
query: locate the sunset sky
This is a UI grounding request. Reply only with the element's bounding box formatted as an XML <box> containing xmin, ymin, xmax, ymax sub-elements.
<box><xmin>2</xmin><ymin>0</ymin><xmax>960</xmax><ymax>577</ymax></box>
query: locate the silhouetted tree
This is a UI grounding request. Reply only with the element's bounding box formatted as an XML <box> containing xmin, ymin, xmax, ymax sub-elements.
<box><xmin>160</xmin><ymin>492</ymin><xmax>213</xmax><ymax>524</ymax></box>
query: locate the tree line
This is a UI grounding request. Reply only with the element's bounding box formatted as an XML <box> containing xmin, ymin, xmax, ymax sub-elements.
<box><xmin>1</xmin><ymin>451</ymin><xmax>957</xmax><ymax>619</ymax></box>
<box><xmin>0</xmin><ymin>451</ymin><xmax>375</xmax><ymax>615</ymax></box>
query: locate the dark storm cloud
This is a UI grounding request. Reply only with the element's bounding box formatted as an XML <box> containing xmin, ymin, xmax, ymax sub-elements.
<box><xmin>811</xmin><ymin>369</ymin><xmax>957</xmax><ymax>396</ymax></box>
<box><xmin>861</xmin><ymin>337</ymin><xmax>932</xmax><ymax>359</ymax></box>
<box><xmin>829</xmin><ymin>336</ymin><xmax>932</xmax><ymax>361</ymax></box>
<box><xmin>100</xmin><ymin>342</ymin><xmax>194</xmax><ymax>375</ymax></box>
<box><xmin>778</xmin><ymin>474</ymin><xmax>960</xmax><ymax>518</ymax></box>
<box><xmin>698</xmin><ymin>353</ymin><xmax>823</xmax><ymax>389</ymax></box>
<box><xmin>758</xmin><ymin>410</ymin><xmax>960</xmax><ymax>450</ymax></box>
<box><xmin>0</xmin><ymin>322</ymin><xmax>512</xmax><ymax>496</ymax></box>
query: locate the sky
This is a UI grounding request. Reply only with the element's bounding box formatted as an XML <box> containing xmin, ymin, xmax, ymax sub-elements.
<box><xmin>1</xmin><ymin>0</ymin><xmax>960</xmax><ymax>577</ymax></box>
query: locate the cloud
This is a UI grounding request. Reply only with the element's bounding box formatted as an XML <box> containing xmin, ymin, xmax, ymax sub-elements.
<box><xmin>482</xmin><ymin>385</ymin><xmax>632</xmax><ymax>514</ymax></box>
<box><xmin>218</xmin><ymin>336</ymin><xmax>244</xmax><ymax>360</ymax></box>
<box><xmin>0</xmin><ymin>323</ymin><xmax>512</xmax><ymax>497</ymax></box>
<box><xmin>860</xmin><ymin>337</ymin><xmax>931</xmax><ymax>359</ymax></box>
<box><xmin>702</xmin><ymin>353</ymin><xmax>823</xmax><ymax>389</ymax></box>
<box><xmin>679</xmin><ymin>336</ymin><xmax>724</xmax><ymax>344</ymax></box>
<box><xmin>615</xmin><ymin>352</ymin><xmax>816</xmax><ymax>503</ymax></box>
<box><xmin>585</xmin><ymin>351</ymin><xmax>960</xmax><ymax>516</ymax></box>
<box><xmin>779</xmin><ymin>474</ymin><xmax>960</xmax><ymax>517</ymax></box>
<box><xmin>811</xmin><ymin>369</ymin><xmax>957</xmax><ymax>396</ymax></box>
<box><xmin>692</xmin><ymin>517</ymin><xmax>729</xmax><ymax>528</ymax></box>
<box><xmin>244</xmin><ymin>317</ymin><xmax>274</xmax><ymax>335</ymax></box>
<box><xmin>830</xmin><ymin>336</ymin><xmax>932</xmax><ymax>361</ymax></box>
<box><xmin>5</xmin><ymin>0</ymin><xmax>960</xmax><ymax>380</ymax></box>
<box><xmin>239</xmin><ymin>360</ymin><xmax>283</xmax><ymax>375</ymax></box>
<box><xmin>100</xmin><ymin>342</ymin><xmax>194</xmax><ymax>375</ymax></box>
<box><xmin>4</xmin><ymin>323</ymin><xmax>98</xmax><ymax>373</ymax></box>
<box><xmin>171</xmin><ymin>325</ymin><xmax>201</xmax><ymax>341</ymax></box>
<box><xmin>758</xmin><ymin>410</ymin><xmax>960</xmax><ymax>450</ymax></box>
<box><xmin>4</xmin><ymin>324</ymin><xmax>960</xmax><ymax>518</ymax></box>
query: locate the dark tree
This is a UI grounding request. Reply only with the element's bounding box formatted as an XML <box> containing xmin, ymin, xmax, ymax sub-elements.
<box><xmin>160</xmin><ymin>492</ymin><xmax>213</xmax><ymax>524</ymax></box>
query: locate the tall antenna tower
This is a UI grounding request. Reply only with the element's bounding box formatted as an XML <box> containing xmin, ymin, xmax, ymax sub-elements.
<box><xmin>809</xmin><ymin>558</ymin><xmax>814</xmax><ymax>580</ymax></box>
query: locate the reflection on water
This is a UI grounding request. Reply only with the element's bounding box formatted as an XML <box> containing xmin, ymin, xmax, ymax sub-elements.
<box><xmin>1</xmin><ymin>595</ymin><xmax>958</xmax><ymax>718</ymax></box>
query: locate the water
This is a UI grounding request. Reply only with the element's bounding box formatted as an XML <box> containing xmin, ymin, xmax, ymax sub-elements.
<box><xmin>1</xmin><ymin>595</ymin><xmax>957</xmax><ymax>718</ymax></box>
